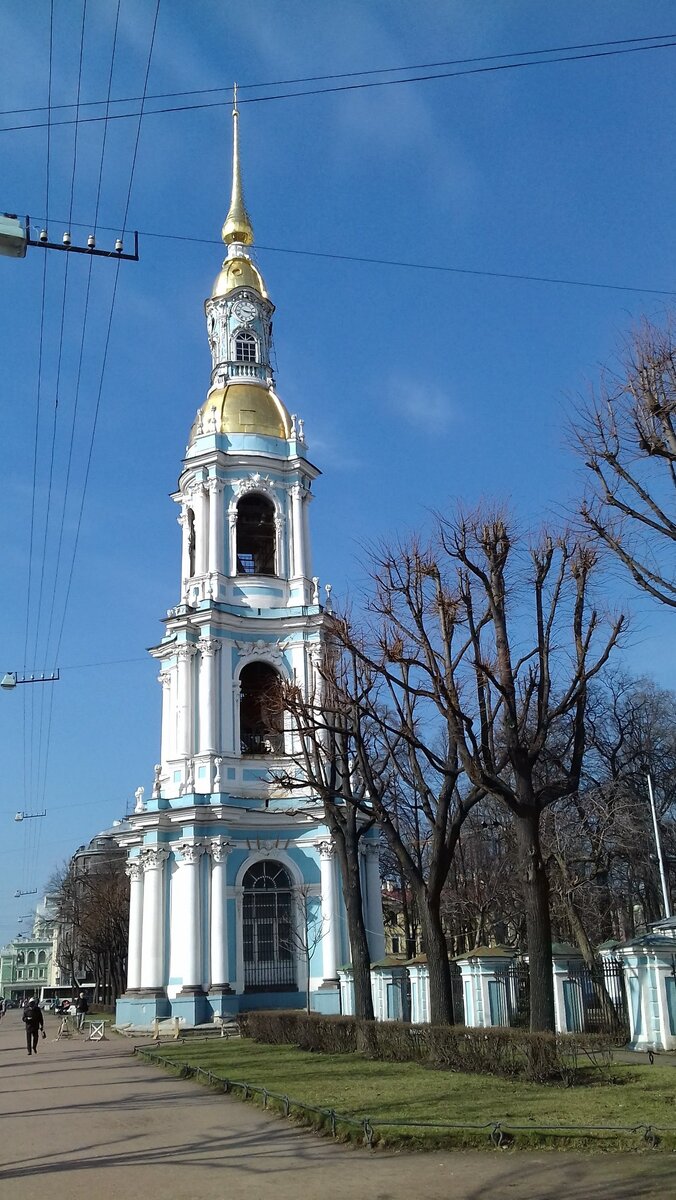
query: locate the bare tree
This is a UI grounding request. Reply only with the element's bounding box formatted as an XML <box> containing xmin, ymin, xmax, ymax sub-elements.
<box><xmin>429</xmin><ymin>512</ymin><xmax>625</xmax><ymax>1030</ymax></box>
<box><xmin>576</xmin><ymin>315</ymin><xmax>676</xmax><ymax>606</ymax></box>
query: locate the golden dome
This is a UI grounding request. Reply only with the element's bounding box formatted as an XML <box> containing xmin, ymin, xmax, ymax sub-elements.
<box><xmin>193</xmin><ymin>383</ymin><xmax>291</xmax><ymax>441</ymax></box>
<box><xmin>211</xmin><ymin>254</ymin><xmax>268</xmax><ymax>301</ymax></box>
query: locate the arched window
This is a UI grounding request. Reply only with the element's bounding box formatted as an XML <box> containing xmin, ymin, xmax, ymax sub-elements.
<box><xmin>235</xmin><ymin>331</ymin><xmax>257</xmax><ymax>363</ymax></box>
<box><xmin>37</xmin><ymin>950</ymin><xmax>46</xmax><ymax>964</ymax></box>
<box><xmin>236</xmin><ymin>493</ymin><xmax>276</xmax><ymax>576</ymax></box>
<box><xmin>27</xmin><ymin>951</ymin><xmax>35</xmax><ymax>965</ymax></box>
<box><xmin>239</xmin><ymin>662</ymin><xmax>284</xmax><ymax>755</ymax></box>
<box><xmin>242</xmin><ymin>860</ymin><xmax>295</xmax><ymax>990</ymax></box>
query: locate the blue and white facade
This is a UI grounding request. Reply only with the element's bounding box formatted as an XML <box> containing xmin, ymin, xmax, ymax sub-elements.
<box><xmin>115</xmin><ymin>104</ymin><xmax>384</xmax><ymax>1028</ymax></box>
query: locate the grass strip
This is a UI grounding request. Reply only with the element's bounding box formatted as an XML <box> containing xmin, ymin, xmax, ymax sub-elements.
<box><xmin>135</xmin><ymin>1038</ymin><xmax>676</xmax><ymax>1152</ymax></box>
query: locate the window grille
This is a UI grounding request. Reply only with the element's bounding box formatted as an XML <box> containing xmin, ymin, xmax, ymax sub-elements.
<box><xmin>242</xmin><ymin>861</ymin><xmax>296</xmax><ymax>991</ymax></box>
<box><xmin>235</xmin><ymin>332</ymin><xmax>257</xmax><ymax>363</ymax></box>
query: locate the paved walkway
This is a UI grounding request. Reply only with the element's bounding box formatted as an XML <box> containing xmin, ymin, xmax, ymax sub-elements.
<box><xmin>0</xmin><ymin>1011</ymin><xmax>673</xmax><ymax>1200</ymax></box>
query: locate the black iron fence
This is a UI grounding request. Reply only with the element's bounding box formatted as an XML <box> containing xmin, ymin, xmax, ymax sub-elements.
<box><xmin>563</xmin><ymin>959</ymin><xmax>629</xmax><ymax>1039</ymax></box>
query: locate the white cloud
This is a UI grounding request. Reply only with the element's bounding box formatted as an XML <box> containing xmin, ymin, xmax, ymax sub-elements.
<box><xmin>386</xmin><ymin>376</ymin><xmax>459</xmax><ymax>432</ymax></box>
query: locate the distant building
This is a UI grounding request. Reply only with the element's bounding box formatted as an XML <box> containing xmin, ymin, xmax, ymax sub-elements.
<box><xmin>0</xmin><ymin>898</ymin><xmax>60</xmax><ymax>1002</ymax></box>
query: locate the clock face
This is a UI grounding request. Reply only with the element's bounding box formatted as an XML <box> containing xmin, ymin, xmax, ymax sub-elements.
<box><xmin>234</xmin><ymin>299</ymin><xmax>257</xmax><ymax>324</ymax></box>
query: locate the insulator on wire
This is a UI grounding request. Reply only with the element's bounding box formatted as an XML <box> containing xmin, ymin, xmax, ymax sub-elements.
<box><xmin>114</xmin><ymin>238</ymin><xmax>123</xmax><ymax>253</ymax></box>
<box><xmin>87</xmin><ymin>234</ymin><xmax>95</xmax><ymax>249</ymax></box>
<box><xmin>62</xmin><ymin>231</ymin><xmax>71</xmax><ymax>246</ymax></box>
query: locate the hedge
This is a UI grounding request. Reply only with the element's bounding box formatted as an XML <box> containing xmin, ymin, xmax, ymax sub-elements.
<box><xmin>238</xmin><ymin>1010</ymin><xmax>614</xmax><ymax>1084</ymax></box>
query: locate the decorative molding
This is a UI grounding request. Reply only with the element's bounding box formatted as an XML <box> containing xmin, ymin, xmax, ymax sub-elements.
<box><xmin>125</xmin><ymin>861</ymin><xmax>143</xmax><ymax>883</ymax></box>
<box><xmin>360</xmin><ymin>841</ymin><xmax>381</xmax><ymax>861</ymax></box>
<box><xmin>134</xmin><ymin>786</ymin><xmax>145</xmax><ymax>814</ymax></box>
<box><xmin>234</xmin><ymin>473</ymin><xmax>275</xmax><ymax>498</ymax></box>
<box><xmin>317</xmin><ymin>840</ymin><xmax>335</xmax><ymax>861</ymax></box>
<box><xmin>235</xmin><ymin>638</ymin><xmax>288</xmax><ymax>669</ymax></box>
<box><xmin>152</xmin><ymin>764</ymin><xmax>162</xmax><ymax>799</ymax></box>
<box><xmin>141</xmin><ymin>846</ymin><xmax>169</xmax><ymax>872</ymax></box>
<box><xmin>157</xmin><ymin>671</ymin><xmax>171</xmax><ymax>688</ymax></box>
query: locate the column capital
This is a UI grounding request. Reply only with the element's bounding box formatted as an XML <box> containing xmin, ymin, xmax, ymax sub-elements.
<box><xmin>126</xmin><ymin>860</ymin><xmax>144</xmax><ymax>883</ymax></box>
<box><xmin>141</xmin><ymin>846</ymin><xmax>169</xmax><ymax>872</ymax></box>
<box><xmin>317</xmin><ymin>839</ymin><xmax>335</xmax><ymax>861</ymax></box>
<box><xmin>157</xmin><ymin>670</ymin><xmax>171</xmax><ymax>688</ymax></box>
<box><xmin>360</xmin><ymin>840</ymin><xmax>381</xmax><ymax>861</ymax></box>
<box><xmin>175</xmin><ymin>840</ymin><xmax>206</xmax><ymax>865</ymax></box>
<box><xmin>209</xmin><ymin>837</ymin><xmax>234</xmax><ymax>863</ymax></box>
<box><xmin>176</xmin><ymin>643</ymin><xmax>198</xmax><ymax>662</ymax></box>
<box><xmin>206</xmin><ymin>477</ymin><xmax>225</xmax><ymax>495</ymax></box>
<box><xmin>198</xmin><ymin>637</ymin><xmax>221</xmax><ymax>657</ymax></box>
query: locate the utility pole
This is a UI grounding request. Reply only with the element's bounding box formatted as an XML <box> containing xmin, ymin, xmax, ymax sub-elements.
<box><xmin>647</xmin><ymin>771</ymin><xmax>672</xmax><ymax>920</ymax></box>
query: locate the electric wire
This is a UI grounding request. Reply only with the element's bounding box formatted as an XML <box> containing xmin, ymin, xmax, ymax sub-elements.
<box><xmin>2</xmin><ymin>37</ymin><xmax>676</xmax><ymax>133</ymax></box>
<box><xmin>25</xmin><ymin>0</ymin><xmax>89</xmax><ymax>902</ymax></box>
<box><xmin>51</xmin><ymin>0</ymin><xmax>162</xmax><ymax>678</ymax></box>
<box><xmin>20</xmin><ymin>0</ymin><xmax>54</xmax><ymax>896</ymax></box>
<box><xmin>38</xmin><ymin>0</ymin><xmax>124</xmax><ymax>825</ymax></box>
<box><xmin>1</xmin><ymin>31</ymin><xmax>673</xmax><ymax>118</ymax></box>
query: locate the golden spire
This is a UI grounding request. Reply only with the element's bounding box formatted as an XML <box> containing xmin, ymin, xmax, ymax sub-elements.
<box><xmin>221</xmin><ymin>83</ymin><xmax>254</xmax><ymax>247</ymax></box>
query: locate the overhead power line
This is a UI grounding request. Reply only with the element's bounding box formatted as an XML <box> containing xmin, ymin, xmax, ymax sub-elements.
<box><xmin>22</xmin><ymin>216</ymin><xmax>676</xmax><ymax>297</ymax></box>
<box><xmin>2</xmin><ymin>32</ymin><xmax>674</xmax><ymax>118</ymax></box>
<box><xmin>2</xmin><ymin>37</ymin><xmax>676</xmax><ymax>133</ymax></box>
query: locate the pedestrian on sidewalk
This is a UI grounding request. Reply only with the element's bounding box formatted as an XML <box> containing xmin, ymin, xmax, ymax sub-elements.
<box><xmin>22</xmin><ymin>998</ymin><xmax>45</xmax><ymax>1056</ymax></box>
<box><xmin>75</xmin><ymin>992</ymin><xmax>89</xmax><ymax>1031</ymax></box>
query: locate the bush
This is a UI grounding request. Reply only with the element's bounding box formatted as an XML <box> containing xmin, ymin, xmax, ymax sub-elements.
<box><xmin>238</xmin><ymin>1011</ymin><xmax>614</xmax><ymax>1084</ymax></box>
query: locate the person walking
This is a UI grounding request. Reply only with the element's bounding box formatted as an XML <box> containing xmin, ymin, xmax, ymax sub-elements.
<box><xmin>22</xmin><ymin>998</ymin><xmax>45</xmax><ymax>1056</ymax></box>
<box><xmin>75</xmin><ymin>992</ymin><xmax>89</xmax><ymax>1032</ymax></box>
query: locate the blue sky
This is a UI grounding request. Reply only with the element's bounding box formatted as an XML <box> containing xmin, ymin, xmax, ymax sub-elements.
<box><xmin>1</xmin><ymin>0</ymin><xmax>675</xmax><ymax>939</ymax></box>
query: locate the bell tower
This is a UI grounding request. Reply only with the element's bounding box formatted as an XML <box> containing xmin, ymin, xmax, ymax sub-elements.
<box><xmin>115</xmin><ymin>95</ymin><xmax>384</xmax><ymax>1029</ymax></box>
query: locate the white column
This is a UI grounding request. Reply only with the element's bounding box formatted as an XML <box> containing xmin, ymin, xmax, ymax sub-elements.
<box><xmin>140</xmin><ymin>847</ymin><xmax>169</xmax><ymax>991</ymax></box>
<box><xmin>193</xmin><ymin>484</ymin><xmax>209</xmax><ymax>576</ymax></box>
<box><xmin>363</xmin><ymin>841</ymin><xmax>385</xmax><ymax>960</ymax></box>
<box><xmin>227</xmin><ymin>510</ymin><xmax>237</xmax><ymax>576</ymax></box>
<box><xmin>290</xmin><ymin>482</ymin><xmax>305</xmax><ymax>577</ymax></box>
<box><xmin>318</xmin><ymin>841</ymin><xmax>339</xmax><ymax>982</ymax></box>
<box><xmin>176</xmin><ymin>841</ymin><xmax>205</xmax><ymax>990</ymax></box>
<box><xmin>209</xmin><ymin>839</ymin><xmax>233</xmax><ymax>988</ymax></box>
<box><xmin>197</xmin><ymin>638</ymin><xmax>220</xmax><ymax>756</ymax></box>
<box><xmin>158</xmin><ymin>670</ymin><xmax>173</xmax><ymax>762</ymax></box>
<box><xmin>176</xmin><ymin>644</ymin><xmax>196</xmax><ymax>759</ymax></box>
<box><xmin>178</xmin><ymin>507</ymin><xmax>190</xmax><ymax>589</ymax></box>
<box><xmin>275</xmin><ymin>512</ymin><xmax>286</xmax><ymax>578</ymax></box>
<box><xmin>125</xmin><ymin>860</ymin><xmax>144</xmax><ymax>991</ymax></box>
<box><xmin>303</xmin><ymin>491</ymin><xmax>313</xmax><ymax>577</ymax></box>
<box><xmin>207</xmin><ymin>479</ymin><xmax>224</xmax><ymax>576</ymax></box>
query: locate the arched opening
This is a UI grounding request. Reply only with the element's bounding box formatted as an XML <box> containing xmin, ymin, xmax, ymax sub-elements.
<box><xmin>236</xmin><ymin>493</ymin><xmax>276</xmax><ymax>576</ymax></box>
<box><xmin>37</xmin><ymin>950</ymin><xmax>46</xmax><ymax>964</ymax></box>
<box><xmin>235</xmin><ymin>331</ymin><xmax>257</xmax><ymax>363</ymax></box>
<box><xmin>242</xmin><ymin>860</ymin><xmax>295</xmax><ymax>990</ymax></box>
<box><xmin>239</xmin><ymin>661</ymin><xmax>284</xmax><ymax>755</ymax></box>
<box><xmin>27</xmin><ymin>951</ymin><xmax>35</xmax><ymax>965</ymax></box>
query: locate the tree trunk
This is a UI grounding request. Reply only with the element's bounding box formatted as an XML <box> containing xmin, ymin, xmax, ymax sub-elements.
<box><xmin>416</xmin><ymin>889</ymin><xmax>455</xmax><ymax>1025</ymax></box>
<box><xmin>328</xmin><ymin>809</ymin><xmax>374</xmax><ymax>1020</ymax></box>
<box><xmin>515</xmin><ymin>810</ymin><xmax>555</xmax><ymax>1032</ymax></box>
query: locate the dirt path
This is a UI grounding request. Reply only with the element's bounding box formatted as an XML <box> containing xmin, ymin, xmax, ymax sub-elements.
<box><xmin>0</xmin><ymin>1012</ymin><xmax>672</xmax><ymax>1199</ymax></box>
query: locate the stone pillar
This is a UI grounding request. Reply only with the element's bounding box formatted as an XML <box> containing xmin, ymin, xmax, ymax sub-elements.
<box><xmin>207</xmin><ymin>479</ymin><xmax>224</xmax><ymax>577</ymax></box>
<box><xmin>290</xmin><ymin>482</ymin><xmax>305</xmax><ymax>578</ymax></box>
<box><xmin>209</xmin><ymin>839</ymin><xmax>233</xmax><ymax>993</ymax></box>
<box><xmin>176</xmin><ymin>841</ymin><xmax>206</xmax><ymax>992</ymax></box>
<box><xmin>275</xmin><ymin>512</ymin><xmax>286</xmax><ymax>578</ymax></box>
<box><xmin>125</xmin><ymin>860</ymin><xmax>144</xmax><ymax>991</ymax></box>
<box><xmin>158</xmin><ymin>670</ymin><xmax>173</xmax><ymax>763</ymax></box>
<box><xmin>197</xmin><ymin>638</ymin><xmax>220</xmax><ymax>756</ymax></box>
<box><xmin>362</xmin><ymin>841</ymin><xmax>385</xmax><ymax>961</ymax></box>
<box><xmin>176</xmin><ymin>644</ymin><xmax>196</xmax><ymax>760</ymax></box>
<box><xmin>318</xmin><ymin>841</ymin><xmax>339</xmax><ymax>982</ymax></box>
<box><xmin>140</xmin><ymin>846</ymin><xmax>169</xmax><ymax>992</ymax></box>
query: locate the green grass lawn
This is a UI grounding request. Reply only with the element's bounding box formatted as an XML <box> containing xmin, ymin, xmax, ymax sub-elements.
<box><xmin>141</xmin><ymin>1036</ymin><xmax>676</xmax><ymax>1152</ymax></box>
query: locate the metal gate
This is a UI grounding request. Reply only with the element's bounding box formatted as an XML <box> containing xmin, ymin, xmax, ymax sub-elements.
<box><xmin>563</xmin><ymin>959</ymin><xmax>628</xmax><ymax>1039</ymax></box>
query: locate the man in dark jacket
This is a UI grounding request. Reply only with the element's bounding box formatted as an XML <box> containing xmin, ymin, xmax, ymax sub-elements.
<box><xmin>75</xmin><ymin>992</ymin><xmax>89</xmax><ymax>1031</ymax></box>
<box><xmin>22</xmin><ymin>998</ymin><xmax>45</xmax><ymax>1055</ymax></box>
